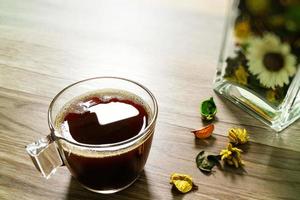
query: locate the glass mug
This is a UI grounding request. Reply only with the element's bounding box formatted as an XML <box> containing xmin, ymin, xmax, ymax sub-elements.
<box><xmin>26</xmin><ymin>77</ymin><xmax>158</xmax><ymax>194</ymax></box>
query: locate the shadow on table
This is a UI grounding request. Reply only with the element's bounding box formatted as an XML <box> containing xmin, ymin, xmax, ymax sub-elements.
<box><xmin>65</xmin><ymin>170</ymin><xmax>153</xmax><ymax>200</ymax></box>
<box><xmin>171</xmin><ymin>187</ymin><xmax>184</xmax><ymax>200</ymax></box>
<box><xmin>215</xmin><ymin>94</ymin><xmax>297</xmax><ymax>157</ymax></box>
<box><xmin>215</xmin><ymin>95</ymin><xmax>274</xmax><ymax>138</ymax></box>
<box><xmin>194</xmin><ymin>135</ymin><xmax>217</xmax><ymax>148</ymax></box>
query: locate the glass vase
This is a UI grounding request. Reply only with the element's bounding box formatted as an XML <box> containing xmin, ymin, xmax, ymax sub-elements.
<box><xmin>214</xmin><ymin>0</ymin><xmax>300</xmax><ymax>132</ymax></box>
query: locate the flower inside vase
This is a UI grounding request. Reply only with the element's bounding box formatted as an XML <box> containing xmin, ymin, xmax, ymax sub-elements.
<box><xmin>223</xmin><ymin>0</ymin><xmax>300</xmax><ymax>105</ymax></box>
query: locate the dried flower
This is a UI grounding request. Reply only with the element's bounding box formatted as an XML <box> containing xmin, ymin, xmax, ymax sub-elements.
<box><xmin>245</xmin><ymin>0</ymin><xmax>271</xmax><ymax>15</ymax></box>
<box><xmin>228</xmin><ymin>128</ymin><xmax>249</xmax><ymax>145</ymax></box>
<box><xmin>266</xmin><ymin>89</ymin><xmax>277</xmax><ymax>102</ymax></box>
<box><xmin>234</xmin><ymin>20</ymin><xmax>251</xmax><ymax>41</ymax></box>
<box><xmin>200</xmin><ymin>97</ymin><xmax>217</xmax><ymax>121</ymax></box>
<box><xmin>170</xmin><ymin>173</ymin><xmax>197</xmax><ymax>193</ymax></box>
<box><xmin>220</xmin><ymin>143</ymin><xmax>243</xmax><ymax>168</ymax></box>
<box><xmin>246</xmin><ymin>33</ymin><xmax>296</xmax><ymax>89</ymax></box>
<box><xmin>191</xmin><ymin>124</ymin><xmax>214</xmax><ymax>139</ymax></box>
<box><xmin>234</xmin><ymin>65</ymin><xmax>249</xmax><ymax>85</ymax></box>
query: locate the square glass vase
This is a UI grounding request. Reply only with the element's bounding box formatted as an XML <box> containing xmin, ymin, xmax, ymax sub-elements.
<box><xmin>213</xmin><ymin>0</ymin><xmax>300</xmax><ymax>132</ymax></box>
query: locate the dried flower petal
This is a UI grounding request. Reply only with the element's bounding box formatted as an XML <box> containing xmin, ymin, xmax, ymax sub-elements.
<box><xmin>170</xmin><ymin>173</ymin><xmax>197</xmax><ymax>193</ymax></box>
<box><xmin>200</xmin><ymin>97</ymin><xmax>217</xmax><ymax>121</ymax></box>
<box><xmin>220</xmin><ymin>143</ymin><xmax>244</xmax><ymax>168</ymax></box>
<box><xmin>191</xmin><ymin>124</ymin><xmax>214</xmax><ymax>139</ymax></box>
<box><xmin>228</xmin><ymin>128</ymin><xmax>249</xmax><ymax>145</ymax></box>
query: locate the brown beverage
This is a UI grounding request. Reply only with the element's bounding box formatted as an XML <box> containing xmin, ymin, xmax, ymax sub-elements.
<box><xmin>55</xmin><ymin>90</ymin><xmax>153</xmax><ymax>191</ymax></box>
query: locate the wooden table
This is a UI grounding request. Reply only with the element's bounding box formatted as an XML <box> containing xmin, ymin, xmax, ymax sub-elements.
<box><xmin>1</xmin><ymin>0</ymin><xmax>300</xmax><ymax>199</ymax></box>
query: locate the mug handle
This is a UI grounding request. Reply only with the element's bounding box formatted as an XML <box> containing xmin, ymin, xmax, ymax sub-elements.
<box><xmin>26</xmin><ymin>135</ymin><xmax>63</xmax><ymax>179</ymax></box>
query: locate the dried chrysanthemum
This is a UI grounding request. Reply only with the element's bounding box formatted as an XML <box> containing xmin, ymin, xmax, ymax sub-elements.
<box><xmin>170</xmin><ymin>173</ymin><xmax>197</xmax><ymax>193</ymax></box>
<box><xmin>220</xmin><ymin>143</ymin><xmax>244</xmax><ymax>168</ymax></box>
<box><xmin>228</xmin><ymin>128</ymin><xmax>249</xmax><ymax>145</ymax></box>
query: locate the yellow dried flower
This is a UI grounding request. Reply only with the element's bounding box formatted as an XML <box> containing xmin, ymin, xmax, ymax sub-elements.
<box><xmin>220</xmin><ymin>143</ymin><xmax>243</xmax><ymax>168</ymax></box>
<box><xmin>245</xmin><ymin>0</ymin><xmax>270</xmax><ymax>15</ymax></box>
<box><xmin>234</xmin><ymin>20</ymin><xmax>251</xmax><ymax>40</ymax></box>
<box><xmin>266</xmin><ymin>89</ymin><xmax>276</xmax><ymax>102</ymax></box>
<box><xmin>234</xmin><ymin>65</ymin><xmax>249</xmax><ymax>85</ymax></box>
<box><xmin>170</xmin><ymin>173</ymin><xmax>197</xmax><ymax>193</ymax></box>
<box><xmin>228</xmin><ymin>128</ymin><xmax>249</xmax><ymax>145</ymax></box>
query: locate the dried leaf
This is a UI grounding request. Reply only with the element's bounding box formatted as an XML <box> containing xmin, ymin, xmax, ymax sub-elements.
<box><xmin>170</xmin><ymin>173</ymin><xmax>197</xmax><ymax>193</ymax></box>
<box><xmin>191</xmin><ymin>124</ymin><xmax>214</xmax><ymax>139</ymax></box>
<box><xmin>200</xmin><ymin>97</ymin><xmax>217</xmax><ymax>121</ymax></box>
<box><xmin>196</xmin><ymin>151</ymin><xmax>220</xmax><ymax>173</ymax></box>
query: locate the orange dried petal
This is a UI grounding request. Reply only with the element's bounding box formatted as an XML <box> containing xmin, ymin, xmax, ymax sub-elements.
<box><xmin>191</xmin><ymin>124</ymin><xmax>214</xmax><ymax>139</ymax></box>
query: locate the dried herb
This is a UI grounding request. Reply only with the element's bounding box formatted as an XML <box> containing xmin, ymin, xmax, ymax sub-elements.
<box><xmin>196</xmin><ymin>151</ymin><xmax>220</xmax><ymax>173</ymax></box>
<box><xmin>191</xmin><ymin>124</ymin><xmax>214</xmax><ymax>139</ymax></box>
<box><xmin>170</xmin><ymin>173</ymin><xmax>198</xmax><ymax>193</ymax></box>
<box><xmin>200</xmin><ymin>97</ymin><xmax>217</xmax><ymax>121</ymax></box>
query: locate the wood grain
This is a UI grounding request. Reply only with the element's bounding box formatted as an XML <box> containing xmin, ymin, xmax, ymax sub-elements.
<box><xmin>0</xmin><ymin>0</ymin><xmax>300</xmax><ymax>199</ymax></box>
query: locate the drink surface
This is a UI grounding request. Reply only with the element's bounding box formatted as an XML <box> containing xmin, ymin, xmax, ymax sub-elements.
<box><xmin>55</xmin><ymin>89</ymin><xmax>149</xmax><ymax>145</ymax></box>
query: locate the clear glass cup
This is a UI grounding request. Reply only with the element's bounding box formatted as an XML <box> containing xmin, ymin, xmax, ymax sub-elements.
<box><xmin>26</xmin><ymin>77</ymin><xmax>158</xmax><ymax>194</ymax></box>
<box><xmin>214</xmin><ymin>0</ymin><xmax>300</xmax><ymax>132</ymax></box>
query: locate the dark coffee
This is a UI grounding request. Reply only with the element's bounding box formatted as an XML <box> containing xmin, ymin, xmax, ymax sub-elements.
<box><xmin>56</xmin><ymin>90</ymin><xmax>153</xmax><ymax>191</ymax></box>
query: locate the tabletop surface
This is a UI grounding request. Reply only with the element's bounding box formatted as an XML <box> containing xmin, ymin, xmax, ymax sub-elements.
<box><xmin>1</xmin><ymin>0</ymin><xmax>300</xmax><ymax>199</ymax></box>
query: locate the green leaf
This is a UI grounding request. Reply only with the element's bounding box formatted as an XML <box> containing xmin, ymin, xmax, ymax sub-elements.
<box><xmin>200</xmin><ymin>97</ymin><xmax>217</xmax><ymax>121</ymax></box>
<box><xmin>196</xmin><ymin>151</ymin><xmax>220</xmax><ymax>173</ymax></box>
